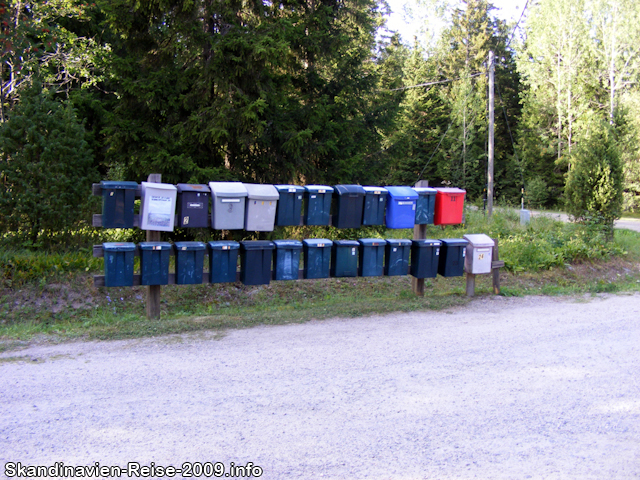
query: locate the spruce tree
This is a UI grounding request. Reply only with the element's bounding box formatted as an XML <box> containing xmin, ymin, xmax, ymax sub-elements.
<box><xmin>564</xmin><ymin>118</ymin><xmax>623</xmax><ymax>238</ymax></box>
<box><xmin>0</xmin><ymin>82</ymin><xmax>97</xmax><ymax>245</ymax></box>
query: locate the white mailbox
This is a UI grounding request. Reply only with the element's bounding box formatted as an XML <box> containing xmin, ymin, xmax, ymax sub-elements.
<box><xmin>463</xmin><ymin>234</ymin><xmax>494</xmax><ymax>274</ymax></box>
<box><xmin>243</xmin><ymin>183</ymin><xmax>279</xmax><ymax>231</ymax></box>
<box><xmin>140</xmin><ymin>182</ymin><xmax>177</xmax><ymax>231</ymax></box>
<box><xmin>209</xmin><ymin>182</ymin><xmax>248</xmax><ymax>230</ymax></box>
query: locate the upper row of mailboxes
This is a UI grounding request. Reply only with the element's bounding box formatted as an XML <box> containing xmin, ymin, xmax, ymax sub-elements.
<box><xmin>99</xmin><ymin>181</ymin><xmax>466</xmax><ymax>231</ymax></box>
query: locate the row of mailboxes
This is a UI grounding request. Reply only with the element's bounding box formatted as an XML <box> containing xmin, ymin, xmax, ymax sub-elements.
<box><xmin>102</xmin><ymin>235</ymin><xmax>493</xmax><ymax>287</ymax></box>
<box><xmin>100</xmin><ymin>181</ymin><xmax>466</xmax><ymax>231</ymax></box>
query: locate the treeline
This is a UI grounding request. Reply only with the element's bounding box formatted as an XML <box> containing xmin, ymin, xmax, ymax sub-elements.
<box><xmin>1</xmin><ymin>0</ymin><xmax>639</xmax><ymax>244</ymax></box>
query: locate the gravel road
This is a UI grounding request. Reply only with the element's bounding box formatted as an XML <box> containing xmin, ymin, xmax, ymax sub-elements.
<box><xmin>529</xmin><ymin>210</ymin><xmax>640</xmax><ymax>232</ymax></box>
<box><xmin>1</xmin><ymin>294</ymin><xmax>639</xmax><ymax>479</ymax></box>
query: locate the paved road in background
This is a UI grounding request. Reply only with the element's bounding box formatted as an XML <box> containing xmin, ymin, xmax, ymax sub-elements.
<box><xmin>1</xmin><ymin>294</ymin><xmax>639</xmax><ymax>479</ymax></box>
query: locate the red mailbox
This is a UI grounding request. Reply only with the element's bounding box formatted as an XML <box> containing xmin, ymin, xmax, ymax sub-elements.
<box><xmin>434</xmin><ymin>188</ymin><xmax>466</xmax><ymax>225</ymax></box>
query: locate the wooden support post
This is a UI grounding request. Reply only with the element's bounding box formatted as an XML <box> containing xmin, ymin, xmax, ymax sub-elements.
<box><xmin>146</xmin><ymin>173</ymin><xmax>162</xmax><ymax>320</ymax></box>
<box><xmin>412</xmin><ymin>180</ymin><xmax>429</xmax><ymax>296</ymax></box>
<box><xmin>492</xmin><ymin>238</ymin><xmax>501</xmax><ymax>295</ymax></box>
<box><xmin>466</xmin><ymin>273</ymin><xmax>476</xmax><ymax>297</ymax></box>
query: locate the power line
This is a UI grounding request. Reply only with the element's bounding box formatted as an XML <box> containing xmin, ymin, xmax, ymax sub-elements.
<box><xmin>417</xmin><ymin>121</ymin><xmax>453</xmax><ymax>182</ymax></box>
<box><xmin>505</xmin><ymin>0</ymin><xmax>529</xmax><ymax>49</ymax></box>
<box><xmin>386</xmin><ymin>72</ymin><xmax>483</xmax><ymax>92</ymax></box>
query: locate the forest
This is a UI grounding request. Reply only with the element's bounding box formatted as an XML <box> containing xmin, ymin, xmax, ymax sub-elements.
<box><xmin>1</xmin><ymin>0</ymin><xmax>639</xmax><ymax>243</ymax></box>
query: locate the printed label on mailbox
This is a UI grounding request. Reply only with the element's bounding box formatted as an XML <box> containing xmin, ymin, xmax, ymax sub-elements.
<box><xmin>221</xmin><ymin>198</ymin><xmax>240</xmax><ymax>203</ymax></box>
<box><xmin>187</xmin><ymin>202</ymin><xmax>203</xmax><ymax>209</ymax></box>
<box><xmin>435</xmin><ymin>248</ymin><xmax>440</xmax><ymax>255</ymax></box>
<box><xmin>289</xmin><ymin>188</ymin><xmax>296</xmax><ymax>193</ymax></box>
<box><xmin>319</xmin><ymin>189</ymin><xmax>326</xmax><ymax>194</ymax></box>
<box><xmin>398</xmin><ymin>201</ymin><xmax>413</xmax><ymax>205</ymax></box>
<box><xmin>310</xmin><ymin>195</ymin><xmax>317</xmax><ymax>199</ymax></box>
<box><xmin>462</xmin><ymin>250</ymin><xmax>466</xmax><ymax>257</ymax></box>
<box><xmin>352</xmin><ymin>248</ymin><xmax>356</xmax><ymax>255</ymax></box>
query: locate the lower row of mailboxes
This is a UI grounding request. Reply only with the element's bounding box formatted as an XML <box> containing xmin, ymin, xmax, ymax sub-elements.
<box><xmin>101</xmin><ymin>236</ymin><xmax>495</xmax><ymax>287</ymax></box>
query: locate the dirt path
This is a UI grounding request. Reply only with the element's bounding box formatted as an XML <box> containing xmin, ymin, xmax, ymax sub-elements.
<box><xmin>1</xmin><ymin>293</ymin><xmax>639</xmax><ymax>479</ymax></box>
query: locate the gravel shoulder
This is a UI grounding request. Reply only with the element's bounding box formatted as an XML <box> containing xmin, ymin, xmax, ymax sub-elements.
<box><xmin>1</xmin><ymin>293</ymin><xmax>639</xmax><ymax>479</ymax></box>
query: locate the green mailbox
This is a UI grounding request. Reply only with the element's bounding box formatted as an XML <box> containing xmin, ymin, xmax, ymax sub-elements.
<box><xmin>139</xmin><ymin>242</ymin><xmax>172</xmax><ymax>285</ymax></box>
<box><xmin>304</xmin><ymin>186</ymin><xmax>334</xmax><ymax>225</ymax></box>
<box><xmin>358</xmin><ymin>239</ymin><xmax>386</xmax><ymax>277</ymax></box>
<box><xmin>413</xmin><ymin>187</ymin><xmax>437</xmax><ymax>225</ymax></box>
<box><xmin>302</xmin><ymin>239</ymin><xmax>333</xmax><ymax>279</ymax></box>
<box><xmin>410</xmin><ymin>239</ymin><xmax>441</xmax><ymax>279</ymax></box>
<box><xmin>174</xmin><ymin>241</ymin><xmax>206</xmax><ymax>285</ymax></box>
<box><xmin>100</xmin><ymin>181</ymin><xmax>138</xmax><ymax>229</ymax></box>
<box><xmin>385</xmin><ymin>239</ymin><xmax>411</xmax><ymax>276</ymax></box>
<box><xmin>103</xmin><ymin>242</ymin><xmax>136</xmax><ymax>287</ymax></box>
<box><xmin>208</xmin><ymin>241</ymin><xmax>240</xmax><ymax>283</ymax></box>
<box><xmin>331</xmin><ymin>240</ymin><xmax>359</xmax><ymax>277</ymax></box>
<box><xmin>240</xmin><ymin>241</ymin><xmax>275</xmax><ymax>286</ymax></box>
<box><xmin>275</xmin><ymin>185</ymin><xmax>305</xmax><ymax>226</ymax></box>
<box><xmin>273</xmin><ymin>240</ymin><xmax>302</xmax><ymax>281</ymax></box>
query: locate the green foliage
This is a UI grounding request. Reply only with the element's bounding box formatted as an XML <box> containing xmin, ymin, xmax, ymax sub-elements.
<box><xmin>0</xmin><ymin>81</ymin><xmax>98</xmax><ymax>245</ymax></box>
<box><xmin>564</xmin><ymin>119</ymin><xmax>623</xmax><ymax>237</ymax></box>
<box><xmin>0</xmin><ymin>249</ymin><xmax>102</xmax><ymax>288</ymax></box>
<box><xmin>525</xmin><ymin>177</ymin><xmax>550</xmax><ymax>209</ymax></box>
<box><xmin>461</xmin><ymin>209</ymin><xmax>625</xmax><ymax>272</ymax></box>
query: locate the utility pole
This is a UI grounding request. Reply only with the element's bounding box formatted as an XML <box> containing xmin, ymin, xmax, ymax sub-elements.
<box><xmin>487</xmin><ymin>50</ymin><xmax>495</xmax><ymax>218</ymax></box>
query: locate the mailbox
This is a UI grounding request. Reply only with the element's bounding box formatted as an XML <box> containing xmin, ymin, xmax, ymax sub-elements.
<box><xmin>358</xmin><ymin>239</ymin><xmax>386</xmax><ymax>277</ymax></box>
<box><xmin>385</xmin><ymin>186</ymin><xmax>418</xmax><ymax>229</ymax></box>
<box><xmin>385</xmin><ymin>239</ymin><xmax>411</xmax><ymax>276</ymax></box>
<box><xmin>176</xmin><ymin>184</ymin><xmax>210</xmax><ymax>228</ymax></box>
<box><xmin>362</xmin><ymin>187</ymin><xmax>388</xmax><ymax>226</ymax></box>
<box><xmin>139</xmin><ymin>241</ymin><xmax>172</xmax><ymax>285</ymax></box>
<box><xmin>413</xmin><ymin>187</ymin><xmax>437</xmax><ymax>225</ymax></box>
<box><xmin>102</xmin><ymin>242</ymin><xmax>136</xmax><ymax>287</ymax></box>
<box><xmin>437</xmin><ymin>238</ymin><xmax>468</xmax><ymax>277</ymax></box>
<box><xmin>100</xmin><ymin>181</ymin><xmax>138</xmax><ymax>229</ymax></box>
<box><xmin>208</xmin><ymin>241</ymin><xmax>240</xmax><ymax>283</ymax></box>
<box><xmin>410</xmin><ymin>240</ymin><xmax>441</xmax><ymax>279</ymax></box>
<box><xmin>331</xmin><ymin>240</ymin><xmax>359</xmax><ymax>277</ymax></box>
<box><xmin>302</xmin><ymin>239</ymin><xmax>333</xmax><ymax>279</ymax></box>
<box><xmin>209</xmin><ymin>182</ymin><xmax>248</xmax><ymax>230</ymax></box>
<box><xmin>243</xmin><ymin>184</ymin><xmax>279</xmax><ymax>231</ymax></box>
<box><xmin>333</xmin><ymin>185</ymin><xmax>366</xmax><ymax>229</ymax></box>
<box><xmin>275</xmin><ymin>185</ymin><xmax>305</xmax><ymax>226</ymax></box>
<box><xmin>174</xmin><ymin>241</ymin><xmax>206</xmax><ymax>284</ymax></box>
<box><xmin>463</xmin><ymin>234</ymin><xmax>494</xmax><ymax>274</ymax></box>
<box><xmin>140</xmin><ymin>182</ymin><xmax>177</xmax><ymax>232</ymax></box>
<box><xmin>304</xmin><ymin>185</ymin><xmax>334</xmax><ymax>225</ymax></box>
<box><xmin>434</xmin><ymin>188</ymin><xmax>466</xmax><ymax>225</ymax></box>
<box><xmin>273</xmin><ymin>240</ymin><xmax>303</xmax><ymax>281</ymax></box>
<box><xmin>240</xmin><ymin>240</ymin><xmax>275</xmax><ymax>286</ymax></box>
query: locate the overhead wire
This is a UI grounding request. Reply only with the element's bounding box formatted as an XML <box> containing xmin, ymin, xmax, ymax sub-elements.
<box><xmin>505</xmin><ymin>0</ymin><xmax>529</xmax><ymax>49</ymax></box>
